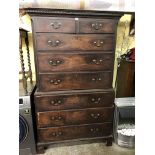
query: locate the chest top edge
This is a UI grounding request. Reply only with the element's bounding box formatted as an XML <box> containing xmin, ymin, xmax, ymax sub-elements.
<box><xmin>25</xmin><ymin>8</ymin><xmax>124</xmax><ymax>19</ymax></box>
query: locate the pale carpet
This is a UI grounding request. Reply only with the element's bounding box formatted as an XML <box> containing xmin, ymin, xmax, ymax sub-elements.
<box><xmin>38</xmin><ymin>142</ymin><xmax>135</xmax><ymax>155</ymax></box>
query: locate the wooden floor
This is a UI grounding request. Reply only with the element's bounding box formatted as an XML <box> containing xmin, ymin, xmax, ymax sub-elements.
<box><xmin>38</xmin><ymin>142</ymin><xmax>135</xmax><ymax>155</ymax></box>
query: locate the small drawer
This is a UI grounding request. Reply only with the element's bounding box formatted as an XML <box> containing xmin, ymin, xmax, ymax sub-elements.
<box><xmin>33</xmin><ymin>17</ymin><xmax>75</xmax><ymax>33</ymax></box>
<box><xmin>38</xmin><ymin>71</ymin><xmax>112</xmax><ymax>92</ymax></box>
<box><xmin>36</xmin><ymin>34</ymin><xmax>115</xmax><ymax>51</ymax></box>
<box><xmin>35</xmin><ymin>91</ymin><xmax>114</xmax><ymax>111</ymax></box>
<box><xmin>79</xmin><ymin>18</ymin><xmax>117</xmax><ymax>33</ymax></box>
<box><xmin>37</xmin><ymin>107</ymin><xmax>113</xmax><ymax>128</ymax></box>
<box><xmin>38</xmin><ymin>123</ymin><xmax>112</xmax><ymax>142</ymax></box>
<box><xmin>37</xmin><ymin>52</ymin><xmax>114</xmax><ymax>72</ymax></box>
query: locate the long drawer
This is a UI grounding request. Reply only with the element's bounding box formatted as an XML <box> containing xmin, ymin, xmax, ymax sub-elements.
<box><xmin>36</xmin><ymin>34</ymin><xmax>115</xmax><ymax>51</ymax></box>
<box><xmin>38</xmin><ymin>123</ymin><xmax>112</xmax><ymax>142</ymax></box>
<box><xmin>35</xmin><ymin>91</ymin><xmax>114</xmax><ymax>111</ymax></box>
<box><xmin>37</xmin><ymin>107</ymin><xmax>114</xmax><ymax>128</ymax></box>
<box><xmin>38</xmin><ymin>71</ymin><xmax>112</xmax><ymax>92</ymax></box>
<box><xmin>37</xmin><ymin>52</ymin><xmax>114</xmax><ymax>72</ymax></box>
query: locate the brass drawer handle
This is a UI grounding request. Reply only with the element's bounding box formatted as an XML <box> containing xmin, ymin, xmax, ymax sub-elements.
<box><xmin>90</xmin><ymin>113</ymin><xmax>100</xmax><ymax>119</ymax></box>
<box><xmin>49</xmin><ymin>59</ymin><xmax>63</xmax><ymax>66</ymax></box>
<box><xmin>91</xmin><ymin>22</ymin><xmax>103</xmax><ymax>30</ymax></box>
<box><xmin>92</xmin><ymin>40</ymin><xmax>104</xmax><ymax>47</ymax></box>
<box><xmin>51</xmin><ymin>116</ymin><xmax>63</xmax><ymax>121</ymax></box>
<box><xmin>91</xmin><ymin>97</ymin><xmax>101</xmax><ymax>104</ymax></box>
<box><xmin>50</xmin><ymin>131</ymin><xmax>63</xmax><ymax>137</ymax></box>
<box><xmin>91</xmin><ymin>57</ymin><xmax>110</xmax><ymax>65</ymax></box>
<box><xmin>91</xmin><ymin>77</ymin><xmax>102</xmax><ymax>82</ymax></box>
<box><xmin>50</xmin><ymin>79</ymin><xmax>61</xmax><ymax>85</ymax></box>
<box><xmin>92</xmin><ymin>59</ymin><xmax>103</xmax><ymax>65</ymax></box>
<box><xmin>90</xmin><ymin>128</ymin><xmax>99</xmax><ymax>133</ymax></box>
<box><xmin>47</xmin><ymin>40</ymin><xmax>62</xmax><ymax>47</ymax></box>
<box><xmin>50</xmin><ymin>22</ymin><xmax>62</xmax><ymax>29</ymax></box>
<box><xmin>50</xmin><ymin>99</ymin><xmax>63</xmax><ymax>106</ymax></box>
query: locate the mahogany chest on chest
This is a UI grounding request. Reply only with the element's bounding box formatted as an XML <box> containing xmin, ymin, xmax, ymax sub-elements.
<box><xmin>27</xmin><ymin>8</ymin><xmax>122</xmax><ymax>153</ymax></box>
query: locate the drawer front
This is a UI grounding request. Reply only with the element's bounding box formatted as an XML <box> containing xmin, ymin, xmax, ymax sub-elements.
<box><xmin>37</xmin><ymin>52</ymin><xmax>114</xmax><ymax>72</ymax></box>
<box><xmin>33</xmin><ymin>17</ymin><xmax>75</xmax><ymax>33</ymax></box>
<box><xmin>36</xmin><ymin>34</ymin><xmax>115</xmax><ymax>51</ymax></box>
<box><xmin>35</xmin><ymin>91</ymin><xmax>114</xmax><ymax>111</ymax></box>
<box><xmin>38</xmin><ymin>123</ymin><xmax>112</xmax><ymax>142</ymax></box>
<box><xmin>79</xmin><ymin>18</ymin><xmax>117</xmax><ymax>33</ymax></box>
<box><xmin>37</xmin><ymin>107</ymin><xmax>113</xmax><ymax>128</ymax></box>
<box><xmin>38</xmin><ymin>71</ymin><xmax>112</xmax><ymax>92</ymax></box>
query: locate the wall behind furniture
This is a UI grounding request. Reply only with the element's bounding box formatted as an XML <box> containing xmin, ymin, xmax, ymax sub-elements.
<box><xmin>113</xmin><ymin>14</ymin><xmax>135</xmax><ymax>89</ymax></box>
